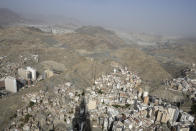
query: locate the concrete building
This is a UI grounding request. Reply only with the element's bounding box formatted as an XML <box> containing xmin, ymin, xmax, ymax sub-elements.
<box><xmin>18</xmin><ymin>68</ymin><xmax>31</xmax><ymax>80</ymax></box>
<box><xmin>27</xmin><ymin>67</ymin><xmax>37</xmax><ymax>81</ymax></box>
<box><xmin>191</xmin><ymin>79</ymin><xmax>196</xmax><ymax>85</ymax></box>
<box><xmin>137</xmin><ymin>88</ymin><xmax>143</xmax><ymax>99</ymax></box>
<box><xmin>174</xmin><ymin>125</ymin><xmax>190</xmax><ymax>131</ymax></box>
<box><xmin>180</xmin><ymin>112</ymin><xmax>195</xmax><ymax>123</ymax></box>
<box><xmin>87</xmin><ymin>100</ymin><xmax>97</xmax><ymax>110</ymax></box>
<box><xmin>44</xmin><ymin>70</ymin><xmax>54</xmax><ymax>78</ymax></box>
<box><xmin>173</xmin><ymin>108</ymin><xmax>179</xmax><ymax>122</ymax></box>
<box><xmin>144</xmin><ymin>96</ymin><xmax>149</xmax><ymax>105</ymax></box>
<box><xmin>178</xmin><ymin>84</ymin><xmax>183</xmax><ymax>90</ymax></box>
<box><xmin>5</xmin><ymin>76</ymin><xmax>17</xmax><ymax>93</ymax></box>
<box><xmin>161</xmin><ymin>111</ymin><xmax>169</xmax><ymax>123</ymax></box>
<box><xmin>143</xmin><ymin>91</ymin><xmax>149</xmax><ymax>97</ymax></box>
<box><xmin>168</xmin><ymin>107</ymin><xmax>177</xmax><ymax>122</ymax></box>
<box><xmin>156</xmin><ymin>111</ymin><xmax>162</xmax><ymax>122</ymax></box>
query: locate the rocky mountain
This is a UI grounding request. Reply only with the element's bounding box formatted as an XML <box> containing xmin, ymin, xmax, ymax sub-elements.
<box><xmin>0</xmin><ymin>26</ymin><xmax>171</xmax><ymax>85</ymax></box>
<box><xmin>1</xmin><ymin>25</ymin><xmax>192</xmax><ymax>129</ymax></box>
<box><xmin>55</xmin><ymin>26</ymin><xmax>126</xmax><ymax>51</ymax></box>
<box><xmin>75</xmin><ymin>26</ymin><xmax>115</xmax><ymax>36</ymax></box>
<box><xmin>142</xmin><ymin>38</ymin><xmax>196</xmax><ymax>77</ymax></box>
<box><xmin>0</xmin><ymin>8</ymin><xmax>25</xmax><ymax>25</ymax></box>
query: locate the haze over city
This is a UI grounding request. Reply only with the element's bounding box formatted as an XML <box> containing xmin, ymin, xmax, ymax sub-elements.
<box><xmin>0</xmin><ymin>0</ymin><xmax>196</xmax><ymax>131</ymax></box>
<box><xmin>0</xmin><ymin>0</ymin><xmax>196</xmax><ymax>36</ymax></box>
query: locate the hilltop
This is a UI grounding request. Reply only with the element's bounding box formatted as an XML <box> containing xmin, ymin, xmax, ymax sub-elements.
<box><xmin>0</xmin><ymin>25</ymin><xmax>188</xmax><ymax>129</ymax></box>
<box><xmin>0</xmin><ymin>25</ymin><xmax>171</xmax><ymax>87</ymax></box>
<box><xmin>0</xmin><ymin>8</ymin><xmax>25</xmax><ymax>25</ymax></box>
<box><xmin>55</xmin><ymin>26</ymin><xmax>126</xmax><ymax>51</ymax></box>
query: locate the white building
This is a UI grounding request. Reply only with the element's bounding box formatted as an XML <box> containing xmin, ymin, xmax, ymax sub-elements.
<box><xmin>5</xmin><ymin>76</ymin><xmax>17</xmax><ymax>93</ymax></box>
<box><xmin>18</xmin><ymin>68</ymin><xmax>31</xmax><ymax>80</ymax></box>
<box><xmin>27</xmin><ymin>67</ymin><xmax>37</xmax><ymax>81</ymax></box>
<box><xmin>167</xmin><ymin>107</ymin><xmax>177</xmax><ymax>122</ymax></box>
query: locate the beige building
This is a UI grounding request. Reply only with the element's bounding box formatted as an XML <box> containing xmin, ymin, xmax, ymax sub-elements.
<box><xmin>44</xmin><ymin>70</ymin><xmax>54</xmax><ymax>78</ymax></box>
<box><xmin>156</xmin><ymin>111</ymin><xmax>162</xmax><ymax>122</ymax></box>
<box><xmin>87</xmin><ymin>100</ymin><xmax>97</xmax><ymax>110</ymax></box>
<box><xmin>144</xmin><ymin>96</ymin><xmax>149</xmax><ymax>105</ymax></box>
<box><xmin>161</xmin><ymin>111</ymin><xmax>169</xmax><ymax>123</ymax></box>
<box><xmin>18</xmin><ymin>68</ymin><xmax>31</xmax><ymax>80</ymax></box>
<box><xmin>167</xmin><ymin>107</ymin><xmax>176</xmax><ymax>121</ymax></box>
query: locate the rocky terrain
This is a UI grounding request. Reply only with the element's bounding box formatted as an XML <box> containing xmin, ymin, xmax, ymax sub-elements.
<box><xmin>4</xmin><ymin>66</ymin><xmax>196</xmax><ymax>131</ymax></box>
<box><xmin>142</xmin><ymin>38</ymin><xmax>196</xmax><ymax>78</ymax></box>
<box><xmin>0</xmin><ymin>8</ymin><xmax>196</xmax><ymax>131</ymax></box>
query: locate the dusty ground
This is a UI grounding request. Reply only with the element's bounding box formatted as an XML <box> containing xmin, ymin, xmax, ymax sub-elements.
<box><xmin>0</xmin><ymin>26</ymin><xmax>195</xmax><ymax>129</ymax></box>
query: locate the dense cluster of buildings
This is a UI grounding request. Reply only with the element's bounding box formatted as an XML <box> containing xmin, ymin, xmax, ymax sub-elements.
<box><xmin>4</xmin><ymin>66</ymin><xmax>196</xmax><ymax>131</ymax></box>
<box><xmin>85</xmin><ymin>66</ymin><xmax>195</xmax><ymax>131</ymax></box>
<box><xmin>0</xmin><ymin>66</ymin><xmax>37</xmax><ymax>95</ymax></box>
<box><xmin>0</xmin><ymin>55</ymin><xmax>55</xmax><ymax>98</ymax></box>
<box><xmin>5</xmin><ymin>82</ymin><xmax>82</xmax><ymax>131</ymax></box>
<box><xmin>165</xmin><ymin>64</ymin><xmax>196</xmax><ymax>101</ymax></box>
<box><xmin>22</xmin><ymin>24</ymin><xmax>75</xmax><ymax>34</ymax></box>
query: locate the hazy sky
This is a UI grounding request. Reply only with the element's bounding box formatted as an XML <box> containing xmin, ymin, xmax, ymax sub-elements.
<box><xmin>0</xmin><ymin>0</ymin><xmax>196</xmax><ymax>36</ymax></box>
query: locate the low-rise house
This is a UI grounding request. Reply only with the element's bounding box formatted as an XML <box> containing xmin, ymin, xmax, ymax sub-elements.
<box><xmin>44</xmin><ymin>69</ymin><xmax>54</xmax><ymax>78</ymax></box>
<box><xmin>180</xmin><ymin>112</ymin><xmax>195</xmax><ymax>123</ymax></box>
<box><xmin>87</xmin><ymin>100</ymin><xmax>97</xmax><ymax>110</ymax></box>
<box><xmin>18</xmin><ymin>68</ymin><xmax>31</xmax><ymax>80</ymax></box>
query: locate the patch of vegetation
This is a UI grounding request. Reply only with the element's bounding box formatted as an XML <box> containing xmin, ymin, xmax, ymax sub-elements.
<box><xmin>69</xmin><ymin>110</ymin><xmax>73</xmax><ymax>114</ymax></box>
<box><xmin>29</xmin><ymin>101</ymin><xmax>35</xmax><ymax>107</ymax></box>
<box><xmin>97</xmin><ymin>89</ymin><xmax>103</xmax><ymax>94</ymax></box>
<box><xmin>9</xmin><ymin>113</ymin><xmax>17</xmax><ymax>120</ymax></box>
<box><xmin>19</xmin><ymin>117</ymin><xmax>24</xmax><ymax>122</ymax></box>
<box><xmin>24</xmin><ymin>114</ymin><xmax>32</xmax><ymax>123</ymax></box>
<box><xmin>19</xmin><ymin>114</ymin><xmax>32</xmax><ymax>123</ymax></box>
<box><xmin>75</xmin><ymin>92</ymin><xmax>81</xmax><ymax>97</ymax></box>
<box><xmin>82</xmin><ymin>90</ymin><xmax>85</xmax><ymax>96</ymax></box>
<box><xmin>18</xmin><ymin>123</ymin><xmax>24</xmax><ymax>128</ymax></box>
<box><xmin>112</xmin><ymin>104</ymin><xmax>131</xmax><ymax>109</ymax></box>
<box><xmin>112</xmin><ymin>104</ymin><xmax>121</xmax><ymax>108</ymax></box>
<box><xmin>125</xmin><ymin>104</ymin><xmax>131</xmax><ymax>108</ymax></box>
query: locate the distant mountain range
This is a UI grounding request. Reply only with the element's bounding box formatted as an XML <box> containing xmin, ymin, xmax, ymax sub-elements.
<box><xmin>0</xmin><ymin>8</ymin><xmax>25</xmax><ymax>25</ymax></box>
<box><xmin>0</xmin><ymin>8</ymin><xmax>81</xmax><ymax>27</ymax></box>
